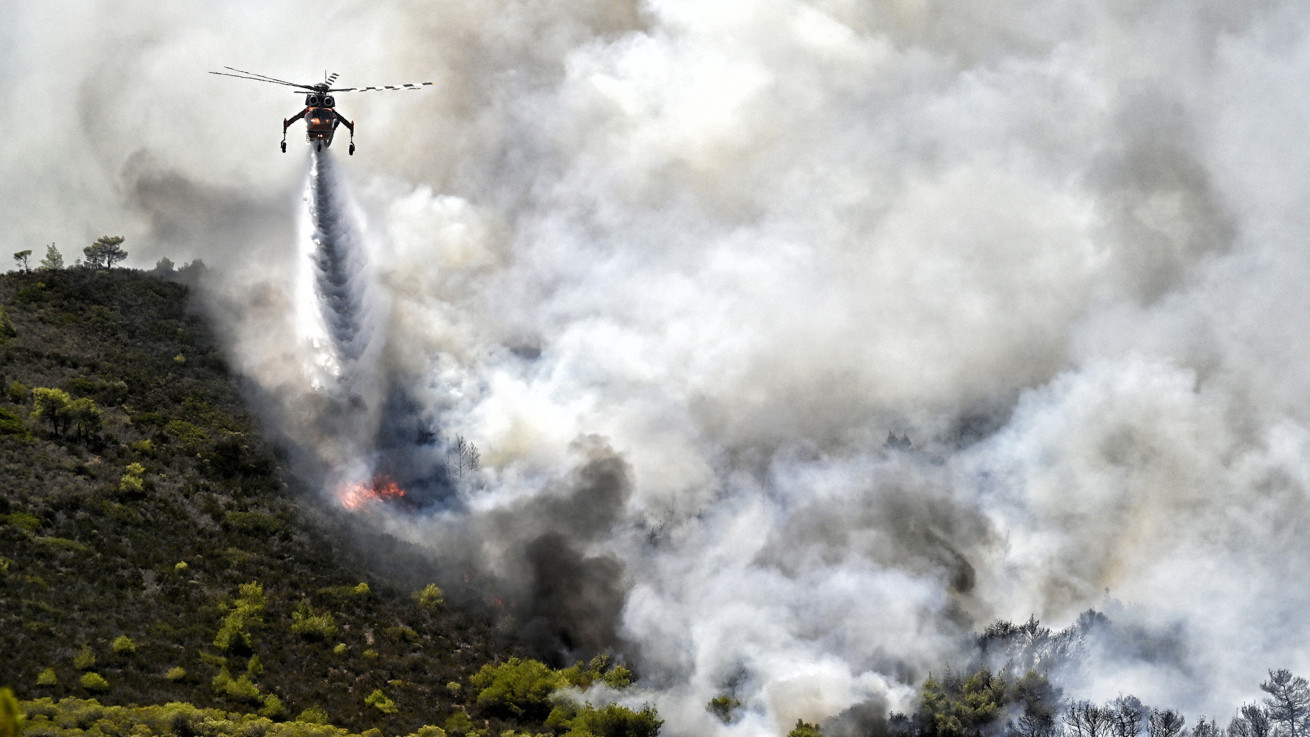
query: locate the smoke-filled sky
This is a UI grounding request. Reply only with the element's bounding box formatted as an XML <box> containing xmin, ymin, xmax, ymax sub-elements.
<box><xmin>8</xmin><ymin>0</ymin><xmax>1310</xmax><ymax>734</ymax></box>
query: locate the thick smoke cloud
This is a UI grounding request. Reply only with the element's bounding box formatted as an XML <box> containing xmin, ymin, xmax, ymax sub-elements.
<box><xmin>8</xmin><ymin>0</ymin><xmax>1310</xmax><ymax>734</ymax></box>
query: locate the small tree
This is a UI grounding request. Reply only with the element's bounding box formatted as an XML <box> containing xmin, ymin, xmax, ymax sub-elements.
<box><xmin>69</xmin><ymin>397</ymin><xmax>102</xmax><ymax>439</ymax></box>
<box><xmin>39</xmin><ymin>243</ymin><xmax>64</xmax><ymax>270</ymax></box>
<box><xmin>452</xmin><ymin>435</ymin><xmax>481</xmax><ymax>478</ymax></box>
<box><xmin>31</xmin><ymin>388</ymin><xmax>73</xmax><ymax>435</ymax></box>
<box><xmin>84</xmin><ymin>235</ymin><xmax>127</xmax><ymax>270</ymax></box>
<box><xmin>13</xmin><ymin>250</ymin><xmax>32</xmax><ymax>273</ymax></box>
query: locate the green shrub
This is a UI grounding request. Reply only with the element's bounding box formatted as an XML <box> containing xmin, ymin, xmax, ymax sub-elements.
<box><xmin>412</xmin><ymin>583</ymin><xmax>444</xmax><ymax>610</ymax></box>
<box><xmin>296</xmin><ymin>706</ymin><xmax>329</xmax><ymax>724</ymax></box>
<box><xmin>36</xmin><ymin>536</ymin><xmax>91</xmax><ymax>554</ymax></box>
<box><xmin>224</xmin><ymin>512</ymin><xmax>287</xmax><ymax>536</ymax></box>
<box><xmin>214</xmin><ymin>581</ymin><xmax>265</xmax><ymax>653</ymax></box>
<box><xmin>708</xmin><ymin>695</ymin><xmax>741</xmax><ymax>723</ymax></box>
<box><xmin>602</xmin><ymin>665</ymin><xmax>635</xmax><ymax>689</ymax></box>
<box><xmin>36</xmin><ymin>667</ymin><xmax>59</xmax><ymax>687</ymax></box>
<box><xmin>259</xmin><ymin>694</ymin><xmax>285</xmax><ymax>720</ymax></box>
<box><xmin>552</xmin><ymin>703</ymin><xmax>663</xmax><ymax>737</ymax></box>
<box><xmin>8</xmin><ymin>380</ymin><xmax>29</xmax><ymax>404</ymax></box>
<box><xmin>73</xmin><ymin>644</ymin><xmax>96</xmax><ymax>670</ymax></box>
<box><xmin>443</xmin><ymin>713</ymin><xmax>473</xmax><ymax>737</ymax></box>
<box><xmin>364</xmin><ymin>690</ymin><xmax>397</xmax><ymax>715</ymax></box>
<box><xmin>165</xmin><ymin>419</ymin><xmax>207</xmax><ymax>448</ymax></box>
<box><xmin>118</xmin><ymin>462</ymin><xmax>147</xmax><ymax>495</ymax></box>
<box><xmin>385</xmin><ymin>625</ymin><xmax>420</xmax><ymax>644</ymax></box>
<box><xmin>0</xmin><ymin>687</ymin><xmax>21</xmax><ymax>737</ymax></box>
<box><xmin>788</xmin><ymin>720</ymin><xmax>825</xmax><ymax>737</ymax></box>
<box><xmin>111</xmin><ymin>635</ymin><xmax>136</xmax><ymax>655</ymax></box>
<box><xmin>291</xmin><ymin>601</ymin><xmax>338</xmax><ymax>641</ymax></box>
<box><xmin>470</xmin><ymin>657</ymin><xmax>564</xmax><ymax>719</ymax></box>
<box><xmin>318</xmin><ymin>582</ymin><xmax>371</xmax><ymax>604</ymax></box>
<box><xmin>165</xmin><ymin>666</ymin><xmax>187</xmax><ymax>682</ymax></box>
<box><xmin>0</xmin><ymin>407</ymin><xmax>31</xmax><ymax>441</ymax></box>
<box><xmin>129</xmin><ymin>411</ymin><xmax>166</xmax><ymax>428</ymax></box>
<box><xmin>559</xmin><ymin>654</ymin><xmax>633</xmax><ymax>690</ymax></box>
<box><xmin>211</xmin><ymin>667</ymin><xmax>262</xmax><ymax>704</ymax></box>
<box><xmin>0</xmin><ymin>308</ymin><xmax>16</xmax><ymax>344</ymax></box>
<box><xmin>1</xmin><ymin>512</ymin><xmax>40</xmax><ymax>532</ymax></box>
<box><xmin>332</xmin><ymin>643</ymin><xmax>347</xmax><ymax>656</ymax></box>
<box><xmin>131</xmin><ymin>439</ymin><xmax>155</xmax><ymax>456</ymax></box>
<box><xmin>80</xmin><ymin>672</ymin><xmax>110</xmax><ymax>692</ymax></box>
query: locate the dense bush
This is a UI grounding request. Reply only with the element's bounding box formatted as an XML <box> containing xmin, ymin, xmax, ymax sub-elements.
<box><xmin>546</xmin><ymin>702</ymin><xmax>662</xmax><ymax>737</ymax></box>
<box><xmin>470</xmin><ymin>658</ymin><xmax>564</xmax><ymax>720</ymax></box>
<box><xmin>112</xmin><ymin>635</ymin><xmax>137</xmax><ymax>655</ymax></box>
<box><xmin>214</xmin><ymin>582</ymin><xmax>266</xmax><ymax>654</ymax></box>
<box><xmin>412</xmin><ymin>584</ymin><xmax>444</xmax><ymax>610</ymax></box>
<box><xmin>290</xmin><ymin>601</ymin><xmax>338</xmax><ymax>641</ymax></box>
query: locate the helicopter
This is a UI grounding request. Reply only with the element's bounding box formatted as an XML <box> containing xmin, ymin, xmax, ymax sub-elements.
<box><xmin>210</xmin><ymin>66</ymin><xmax>435</xmax><ymax>155</ymax></box>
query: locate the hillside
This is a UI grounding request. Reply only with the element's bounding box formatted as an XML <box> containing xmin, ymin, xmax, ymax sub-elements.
<box><xmin>0</xmin><ymin>267</ymin><xmax>544</xmax><ymax>734</ymax></box>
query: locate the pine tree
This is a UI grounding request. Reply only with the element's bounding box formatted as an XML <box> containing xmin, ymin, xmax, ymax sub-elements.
<box><xmin>39</xmin><ymin>243</ymin><xmax>64</xmax><ymax>270</ymax></box>
<box><xmin>1263</xmin><ymin>670</ymin><xmax>1310</xmax><ymax>737</ymax></box>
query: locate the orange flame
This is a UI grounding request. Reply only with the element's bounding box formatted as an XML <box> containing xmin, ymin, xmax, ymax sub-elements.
<box><xmin>337</xmin><ymin>474</ymin><xmax>406</xmax><ymax>511</ymax></box>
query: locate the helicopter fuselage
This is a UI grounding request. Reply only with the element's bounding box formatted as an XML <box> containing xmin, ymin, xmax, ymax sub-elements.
<box><xmin>284</xmin><ymin>92</ymin><xmax>355</xmax><ymax>153</ymax></box>
<box><xmin>305</xmin><ymin>107</ymin><xmax>342</xmax><ymax>145</ymax></box>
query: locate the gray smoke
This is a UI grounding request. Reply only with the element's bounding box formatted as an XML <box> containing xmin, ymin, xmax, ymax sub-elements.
<box><xmin>8</xmin><ymin>0</ymin><xmax>1310</xmax><ymax>734</ymax></box>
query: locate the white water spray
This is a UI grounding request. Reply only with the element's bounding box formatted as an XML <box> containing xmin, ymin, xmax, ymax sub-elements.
<box><xmin>292</xmin><ymin>148</ymin><xmax>390</xmax><ymax>495</ymax></box>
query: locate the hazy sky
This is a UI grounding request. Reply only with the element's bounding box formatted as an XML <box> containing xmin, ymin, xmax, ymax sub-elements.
<box><xmin>7</xmin><ymin>2</ymin><xmax>1310</xmax><ymax>735</ymax></box>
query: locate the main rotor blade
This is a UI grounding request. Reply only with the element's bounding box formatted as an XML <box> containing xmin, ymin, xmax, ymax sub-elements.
<box><xmin>211</xmin><ymin>66</ymin><xmax>315</xmax><ymax>89</ymax></box>
<box><xmin>329</xmin><ymin>82</ymin><xmax>437</xmax><ymax>92</ymax></box>
<box><xmin>222</xmin><ymin>66</ymin><xmax>310</xmax><ymax>86</ymax></box>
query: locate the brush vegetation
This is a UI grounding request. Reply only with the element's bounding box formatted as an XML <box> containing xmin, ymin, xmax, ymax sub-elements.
<box><xmin>0</xmin><ymin>266</ymin><xmax>657</xmax><ymax>737</ymax></box>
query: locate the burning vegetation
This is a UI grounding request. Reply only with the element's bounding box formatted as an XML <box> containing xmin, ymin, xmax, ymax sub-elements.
<box><xmin>335</xmin><ymin>474</ymin><xmax>406</xmax><ymax>510</ymax></box>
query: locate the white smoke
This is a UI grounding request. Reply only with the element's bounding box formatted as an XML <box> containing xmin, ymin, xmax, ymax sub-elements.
<box><xmin>7</xmin><ymin>0</ymin><xmax>1310</xmax><ymax>734</ymax></box>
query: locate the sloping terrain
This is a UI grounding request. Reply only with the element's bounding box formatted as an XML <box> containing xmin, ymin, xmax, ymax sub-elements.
<box><xmin>0</xmin><ymin>268</ymin><xmax>518</xmax><ymax>734</ymax></box>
